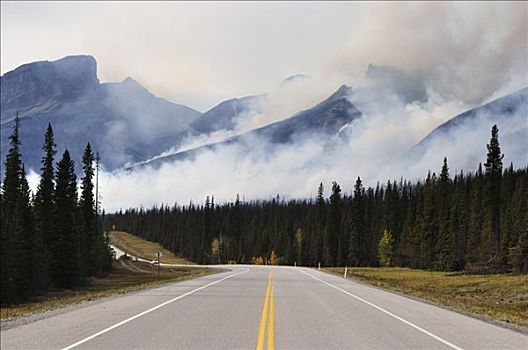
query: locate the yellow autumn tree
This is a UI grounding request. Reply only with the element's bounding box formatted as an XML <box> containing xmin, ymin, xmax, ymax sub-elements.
<box><xmin>252</xmin><ymin>256</ymin><xmax>264</xmax><ymax>265</ymax></box>
<box><xmin>269</xmin><ymin>250</ymin><xmax>278</xmax><ymax>265</ymax></box>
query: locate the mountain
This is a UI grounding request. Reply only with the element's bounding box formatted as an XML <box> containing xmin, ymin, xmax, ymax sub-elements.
<box><xmin>1</xmin><ymin>55</ymin><xmax>201</xmax><ymax>172</ymax></box>
<box><xmin>189</xmin><ymin>95</ymin><xmax>261</xmax><ymax>134</ymax></box>
<box><xmin>253</xmin><ymin>84</ymin><xmax>358</xmax><ymax>143</ymax></box>
<box><xmin>409</xmin><ymin>87</ymin><xmax>528</xmax><ymax>167</ymax></box>
<box><xmin>130</xmin><ymin>85</ymin><xmax>360</xmax><ymax>169</ymax></box>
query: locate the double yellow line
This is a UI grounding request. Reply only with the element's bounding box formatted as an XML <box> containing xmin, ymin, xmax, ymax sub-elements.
<box><xmin>256</xmin><ymin>270</ymin><xmax>275</xmax><ymax>350</ymax></box>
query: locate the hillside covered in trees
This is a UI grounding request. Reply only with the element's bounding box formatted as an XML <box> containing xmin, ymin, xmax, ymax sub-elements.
<box><xmin>1</xmin><ymin>116</ymin><xmax>113</xmax><ymax>306</ymax></box>
<box><xmin>109</xmin><ymin>125</ymin><xmax>528</xmax><ymax>273</ymax></box>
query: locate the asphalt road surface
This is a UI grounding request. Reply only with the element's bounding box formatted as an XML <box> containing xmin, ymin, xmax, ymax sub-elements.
<box><xmin>1</xmin><ymin>266</ymin><xmax>527</xmax><ymax>349</ymax></box>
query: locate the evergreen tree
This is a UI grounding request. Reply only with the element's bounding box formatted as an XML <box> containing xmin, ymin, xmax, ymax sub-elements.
<box><xmin>79</xmin><ymin>143</ymin><xmax>98</xmax><ymax>275</ymax></box>
<box><xmin>510</xmin><ymin>214</ymin><xmax>528</xmax><ymax>273</ymax></box>
<box><xmin>1</xmin><ymin>115</ymin><xmax>23</xmax><ymax>304</ymax></box>
<box><xmin>324</xmin><ymin>182</ymin><xmax>341</xmax><ymax>266</ymax></box>
<box><xmin>419</xmin><ymin>172</ymin><xmax>437</xmax><ymax>269</ymax></box>
<box><xmin>398</xmin><ymin>182</ymin><xmax>420</xmax><ymax>267</ymax></box>
<box><xmin>450</xmin><ymin>171</ymin><xmax>468</xmax><ymax>269</ymax></box>
<box><xmin>467</xmin><ymin>164</ymin><xmax>484</xmax><ymax>265</ymax></box>
<box><xmin>34</xmin><ymin>124</ymin><xmax>56</xmax><ymax>245</ymax></box>
<box><xmin>13</xmin><ymin>167</ymin><xmax>36</xmax><ymax>300</ymax></box>
<box><xmin>33</xmin><ymin>124</ymin><xmax>56</xmax><ymax>292</ymax></box>
<box><xmin>52</xmin><ymin>150</ymin><xmax>81</xmax><ymax>288</ymax></box>
<box><xmin>483</xmin><ymin>125</ymin><xmax>503</xmax><ymax>264</ymax></box>
<box><xmin>314</xmin><ymin>182</ymin><xmax>325</xmax><ymax>265</ymax></box>
<box><xmin>500</xmin><ymin>163</ymin><xmax>515</xmax><ymax>266</ymax></box>
<box><xmin>434</xmin><ymin>157</ymin><xmax>455</xmax><ymax>270</ymax></box>
<box><xmin>348</xmin><ymin>177</ymin><xmax>365</xmax><ymax>266</ymax></box>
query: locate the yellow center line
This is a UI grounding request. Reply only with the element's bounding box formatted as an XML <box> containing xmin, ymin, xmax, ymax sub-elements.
<box><xmin>256</xmin><ymin>270</ymin><xmax>275</xmax><ymax>350</ymax></box>
<box><xmin>267</xmin><ymin>277</ymin><xmax>275</xmax><ymax>350</ymax></box>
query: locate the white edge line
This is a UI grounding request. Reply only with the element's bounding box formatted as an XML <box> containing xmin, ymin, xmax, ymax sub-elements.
<box><xmin>297</xmin><ymin>268</ymin><xmax>463</xmax><ymax>350</ymax></box>
<box><xmin>61</xmin><ymin>268</ymin><xmax>250</xmax><ymax>350</ymax></box>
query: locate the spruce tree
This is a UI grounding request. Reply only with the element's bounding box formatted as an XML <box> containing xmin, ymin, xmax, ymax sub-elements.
<box><xmin>467</xmin><ymin>164</ymin><xmax>484</xmax><ymax>265</ymax></box>
<box><xmin>348</xmin><ymin>177</ymin><xmax>364</xmax><ymax>266</ymax></box>
<box><xmin>324</xmin><ymin>182</ymin><xmax>341</xmax><ymax>266</ymax></box>
<box><xmin>79</xmin><ymin>143</ymin><xmax>98</xmax><ymax>275</ymax></box>
<box><xmin>434</xmin><ymin>157</ymin><xmax>455</xmax><ymax>270</ymax></box>
<box><xmin>1</xmin><ymin>115</ymin><xmax>23</xmax><ymax>304</ymax></box>
<box><xmin>52</xmin><ymin>149</ymin><xmax>81</xmax><ymax>288</ymax></box>
<box><xmin>33</xmin><ymin>123</ymin><xmax>56</xmax><ymax>292</ymax></box>
<box><xmin>450</xmin><ymin>171</ymin><xmax>468</xmax><ymax>269</ymax></box>
<box><xmin>14</xmin><ymin>167</ymin><xmax>36</xmax><ymax>300</ymax></box>
<box><xmin>34</xmin><ymin>124</ymin><xmax>56</xmax><ymax>246</ymax></box>
<box><xmin>511</xmin><ymin>213</ymin><xmax>528</xmax><ymax>273</ymax></box>
<box><xmin>419</xmin><ymin>171</ymin><xmax>436</xmax><ymax>269</ymax></box>
<box><xmin>499</xmin><ymin>164</ymin><xmax>515</xmax><ymax>266</ymax></box>
<box><xmin>484</xmin><ymin>125</ymin><xmax>503</xmax><ymax>264</ymax></box>
<box><xmin>315</xmin><ymin>182</ymin><xmax>325</xmax><ymax>264</ymax></box>
<box><xmin>399</xmin><ymin>184</ymin><xmax>420</xmax><ymax>268</ymax></box>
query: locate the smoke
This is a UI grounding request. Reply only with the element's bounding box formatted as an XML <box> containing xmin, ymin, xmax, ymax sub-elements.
<box><xmin>95</xmin><ymin>84</ymin><xmax>526</xmax><ymax>212</ymax></box>
<box><xmin>23</xmin><ymin>79</ymin><xmax>527</xmax><ymax>211</ymax></box>
<box><xmin>325</xmin><ymin>2</ymin><xmax>528</xmax><ymax>107</ymax></box>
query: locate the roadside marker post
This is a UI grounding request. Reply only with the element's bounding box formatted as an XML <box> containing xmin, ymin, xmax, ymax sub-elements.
<box><xmin>155</xmin><ymin>250</ymin><xmax>163</xmax><ymax>278</ymax></box>
<box><xmin>318</xmin><ymin>262</ymin><xmax>321</xmax><ymax>270</ymax></box>
<box><xmin>344</xmin><ymin>265</ymin><xmax>348</xmax><ymax>279</ymax></box>
<box><xmin>294</xmin><ymin>261</ymin><xmax>296</xmax><ymax>267</ymax></box>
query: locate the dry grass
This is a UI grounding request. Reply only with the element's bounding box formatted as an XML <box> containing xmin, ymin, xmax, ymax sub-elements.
<box><xmin>110</xmin><ymin>231</ymin><xmax>193</xmax><ymax>264</ymax></box>
<box><xmin>1</xmin><ymin>259</ymin><xmax>215</xmax><ymax>320</ymax></box>
<box><xmin>325</xmin><ymin>267</ymin><xmax>528</xmax><ymax>329</ymax></box>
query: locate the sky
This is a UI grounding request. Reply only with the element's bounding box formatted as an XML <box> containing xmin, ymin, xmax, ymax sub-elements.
<box><xmin>2</xmin><ymin>2</ymin><xmax>527</xmax><ymax>112</ymax></box>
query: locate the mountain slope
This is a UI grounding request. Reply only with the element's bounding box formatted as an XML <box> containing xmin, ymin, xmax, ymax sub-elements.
<box><xmin>253</xmin><ymin>84</ymin><xmax>358</xmax><ymax>143</ymax></box>
<box><xmin>0</xmin><ymin>55</ymin><xmax>201</xmax><ymax>172</ymax></box>
<box><xmin>409</xmin><ymin>87</ymin><xmax>528</xmax><ymax>168</ymax></box>
<box><xmin>189</xmin><ymin>95</ymin><xmax>261</xmax><ymax>134</ymax></box>
<box><xmin>130</xmin><ymin>85</ymin><xmax>360</xmax><ymax>169</ymax></box>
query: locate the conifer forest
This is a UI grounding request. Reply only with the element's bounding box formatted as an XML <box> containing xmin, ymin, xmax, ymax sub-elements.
<box><xmin>108</xmin><ymin>125</ymin><xmax>528</xmax><ymax>273</ymax></box>
<box><xmin>1</xmin><ymin>116</ymin><xmax>113</xmax><ymax>305</ymax></box>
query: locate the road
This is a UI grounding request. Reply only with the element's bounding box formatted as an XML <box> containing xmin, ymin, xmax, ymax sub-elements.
<box><xmin>1</xmin><ymin>266</ymin><xmax>527</xmax><ymax>349</ymax></box>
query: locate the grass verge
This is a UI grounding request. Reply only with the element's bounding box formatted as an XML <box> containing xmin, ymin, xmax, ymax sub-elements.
<box><xmin>324</xmin><ymin>267</ymin><xmax>528</xmax><ymax>329</ymax></box>
<box><xmin>110</xmin><ymin>230</ymin><xmax>193</xmax><ymax>264</ymax></box>
<box><xmin>1</xmin><ymin>259</ymin><xmax>216</xmax><ymax>320</ymax></box>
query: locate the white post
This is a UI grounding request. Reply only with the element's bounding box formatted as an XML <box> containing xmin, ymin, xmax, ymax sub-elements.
<box><xmin>294</xmin><ymin>261</ymin><xmax>296</xmax><ymax>267</ymax></box>
<box><xmin>344</xmin><ymin>265</ymin><xmax>348</xmax><ymax>279</ymax></box>
<box><xmin>318</xmin><ymin>262</ymin><xmax>321</xmax><ymax>270</ymax></box>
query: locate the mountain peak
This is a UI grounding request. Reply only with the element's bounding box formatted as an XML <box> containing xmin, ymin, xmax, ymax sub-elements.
<box><xmin>53</xmin><ymin>55</ymin><xmax>97</xmax><ymax>71</ymax></box>
<box><xmin>321</xmin><ymin>84</ymin><xmax>352</xmax><ymax>105</ymax></box>
<box><xmin>123</xmin><ymin>76</ymin><xmax>138</xmax><ymax>84</ymax></box>
<box><xmin>1</xmin><ymin>55</ymin><xmax>99</xmax><ymax>118</ymax></box>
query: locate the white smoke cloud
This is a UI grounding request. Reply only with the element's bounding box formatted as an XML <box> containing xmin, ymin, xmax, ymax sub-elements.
<box><xmin>96</xmin><ymin>85</ymin><xmax>527</xmax><ymax>212</ymax></box>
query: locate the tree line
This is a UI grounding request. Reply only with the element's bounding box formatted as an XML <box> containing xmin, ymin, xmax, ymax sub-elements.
<box><xmin>108</xmin><ymin>125</ymin><xmax>527</xmax><ymax>273</ymax></box>
<box><xmin>1</xmin><ymin>116</ymin><xmax>113</xmax><ymax>306</ymax></box>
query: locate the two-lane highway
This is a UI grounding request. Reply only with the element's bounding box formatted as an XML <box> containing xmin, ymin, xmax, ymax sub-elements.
<box><xmin>1</xmin><ymin>266</ymin><xmax>527</xmax><ymax>349</ymax></box>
